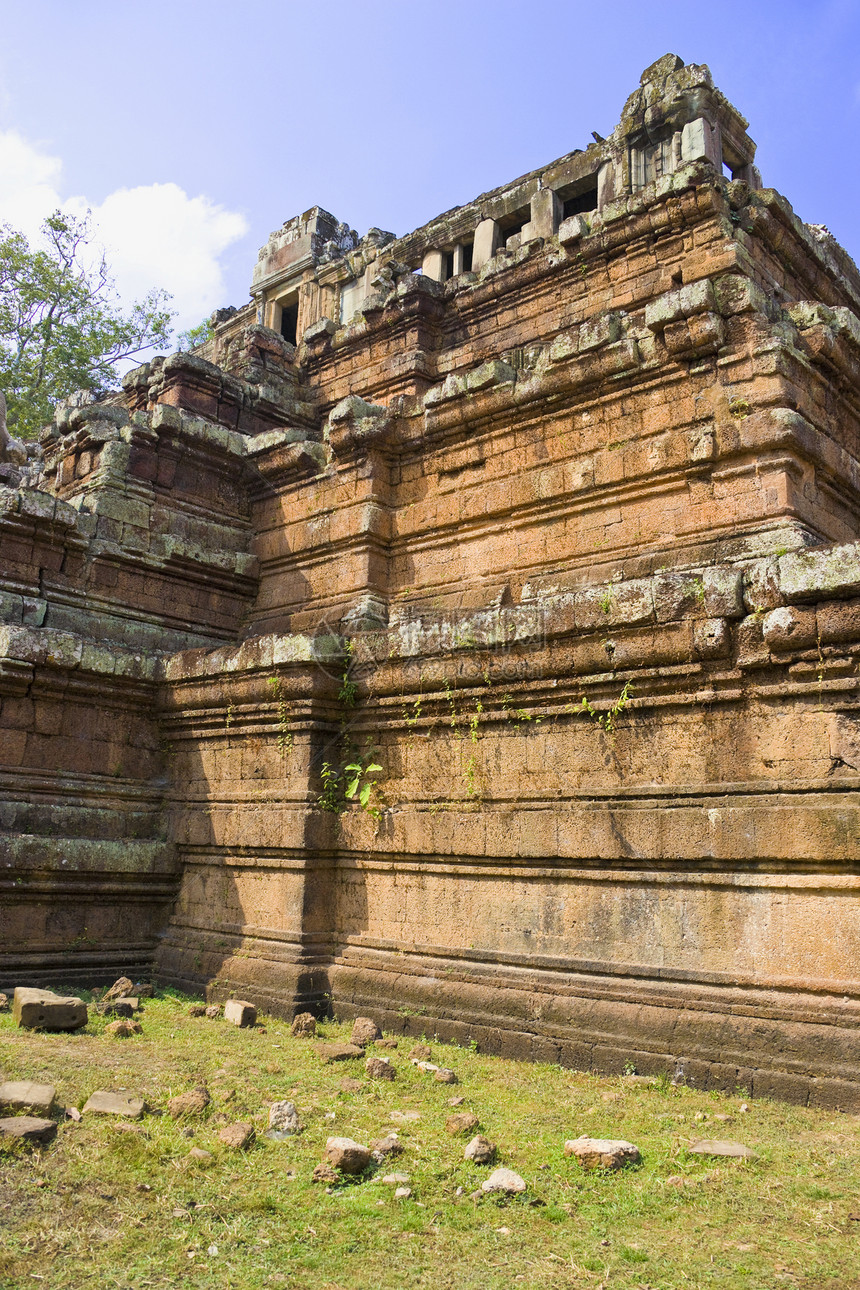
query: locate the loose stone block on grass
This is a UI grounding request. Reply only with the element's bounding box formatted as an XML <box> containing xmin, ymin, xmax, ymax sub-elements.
<box><xmin>82</xmin><ymin>1091</ymin><xmax>145</xmax><ymax>1119</ymax></box>
<box><xmin>168</xmin><ymin>1087</ymin><xmax>211</xmax><ymax>1118</ymax></box>
<box><xmin>266</xmin><ymin>1100</ymin><xmax>303</xmax><ymax>1139</ymax></box>
<box><xmin>105</xmin><ymin>1018</ymin><xmax>141</xmax><ymax>1037</ymax></box>
<box><xmin>103</xmin><ymin>977</ymin><xmax>134</xmax><ymax>1002</ymax></box>
<box><xmin>446</xmin><ymin>1111</ymin><xmax>479</xmax><ymax>1136</ymax></box>
<box><xmin>224</xmin><ymin>999</ymin><xmax>257</xmax><ymax>1028</ymax></box>
<box><xmin>325</xmin><ymin>1137</ymin><xmax>371</xmax><ymax>1173</ymax></box>
<box><xmin>219</xmin><ymin>1122</ymin><xmax>255</xmax><ymax>1150</ymax></box>
<box><xmin>464</xmin><ymin>1134</ymin><xmax>496</xmax><ymax>1164</ymax></box>
<box><xmin>350</xmin><ymin>1017</ymin><xmax>381</xmax><ymax>1046</ymax></box>
<box><xmin>291</xmin><ymin>1012</ymin><xmax>316</xmax><ymax>1038</ymax></box>
<box><xmin>0</xmin><ymin>1081</ymin><xmax>55</xmax><ymax>1115</ymax></box>
<box><xmin>0</xmin><ymin>1115</ymin><xmax>57</xmax><ymax>1146</ymax></box>
<box><xmin>564</xmin><ymin>1136</ymin><xmax>642</xmax><ymax>1170</ymax></box>
<box><xmin>370</xmin><ymin>1133</ymin><xmax>402</xmax><ymax>1162</ymax></box>
<box><xmin>688</xmin><ymin>1139</ymin><xmax>757</xmax><ymax>1160</ymax></box>
<box><xmin>366</xmin><ymin>1056</ymin><xmax>396</xmax><ymax>1080</ymax></box>
<box><xmin>13</xmin><ymin>987</ymin><xmax>87</xmax><ymax>1032</ymax></box>
<box><xmin>482</xmin><ymin>1168</ymin><xmax>526</xmax><ymax>1194</ymax></box>
<box><xmin>315</xmin><ymin>1042</ymin><xmax>364</xmax><ymax>1063</ymax></box>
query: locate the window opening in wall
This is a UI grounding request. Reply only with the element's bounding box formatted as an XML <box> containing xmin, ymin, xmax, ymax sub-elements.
<box><xmin>444</xmin><ymin>250</ymin><xmax>455</xmax><ymax>280</ymax></box>
<box><xmin>562</xmin><ymin>182</ymin><xmax>598</xmax><ymax>219</ymax></box>
<box><xmin>722</xmin><ymin>160</ymin><xmax>734</xmax><ymax>180</ymax></box>
<box><xmin>499</xmin><ymin>209</ymin><xmax>529</xmax><ymax>248</ymax></box>
<box><xmin>461</xmin><ymin>241</ymin><xmax>473</xmax><ymax>272</ymax></box>
<box><xmin>280</xmin><ymin>299</ymin><xmax>299</xmax><ymax>345</ymax></box>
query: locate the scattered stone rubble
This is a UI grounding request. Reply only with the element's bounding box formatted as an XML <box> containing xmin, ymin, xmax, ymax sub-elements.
<box><xmin>2</xmin><ymin>993</ymin><xmax>770</xmax><ymax>1219</ymax></box>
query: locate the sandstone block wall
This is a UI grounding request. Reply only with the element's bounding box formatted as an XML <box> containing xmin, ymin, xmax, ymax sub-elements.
<box><xmin>3</xmin><ymin>54</ymin><xmax>860</xmax><ymax>1108</ymax></box>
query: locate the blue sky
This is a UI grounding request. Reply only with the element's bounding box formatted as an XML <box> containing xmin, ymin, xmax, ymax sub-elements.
<box><xmin>0</xmin><ymin>0</ymin><xmax>857</xmax><ymax>333</ymax></box>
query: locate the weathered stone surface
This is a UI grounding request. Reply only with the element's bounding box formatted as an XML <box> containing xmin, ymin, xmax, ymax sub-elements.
<box><xmin>761</xmin><ymin>605</ymin><xmax>818</xmax><ymax>651</ymax></box>
<box><xmin>688</xmin><ymin>1139</ymin><xmax>757</xmax><ymax>1160</ymax></box>
<box><xmin>312</xmin><ymin>1161</ymin><xmax>338</xmax><ymax>1184</ymax></box>
<box><xmin>0</xmin><ymin>1115</ymin><xmax>57</xmax><ymax>1146</ymax></box>
<box><xmin>464</xmin><ymin>1134</ymin><xmax>496</xmax><ymax>1164</ymax></box>
<box><xmin>219</xmin><ymin>1121</ymin><xmax>255</xmax><ymax>1150</ymax></box>
<box><xmin>0</xmin><ymin>1081</ymin><xmax>55</xmax><ymax>1115</ymax></box>
<box><xmin>83</xmin><ymin>1091</ymin><xmax>145</xmax><ymax>1119</ymax></box>
<box><xmin>381</xmin><ymin>1172</ymin><xmax>410</xmax><ymax>1185</ymax></box>
<box><xmin>481</xmin><ymin>1167</ymin><xmax>526</xmax><ymax>1194</ymax></box>
<box><xmin>168</xmin><ymin>1087</ymin><xmax>211</xmax><ymax>1118</ymax></box>
<box><xmin>223</xmin><ymin>999</ymin><xmax>257</xmax><ymax>1028</ymax></box>
<box><xmin>366</xmin><ymin>1056</ymin><xmax>396</xmax><ymax>1080</ymax></box>
<box><xmin>350</xmin><ymin>1017</ymin><xmax>382</xmax><ymax>1046</ymax></box>
<box><xmin>101</xmin><ymin>997</ymin><xmax>138</xmax><ymax>1018</ymax></box>
<box><xmin>105</xmin><ymin>1018</ymin><xmax>142</xmax><ymax>1038</ymax></box>
<box><xmin>205</xmin><ymin>1004</ymin><xmax>220</xmax><ymax>1019</ymax></box>
<box><xmin>370</xmin><ymin>1133</ymin><xmax>402</xmax><ymax>1163</ymax></box>
<box><xmin>325</xmin><ymin>1136</ymin><xmax>371</xmax><ymax>1173</ymax></box>
<box><xmin>407</xmin><ymin>1045</ymin><xmax>431</xmax><ymax>1061</ymax></box>
<box><xmin>104</xmin><ymin>977</ymin><xmax>135</xmax><ymax>1002</ymax></box>
<box><xmin>266</xmin><ymin>1100</ymin><xmax>303</xmax><ymax>1138</ymax></box>
<box><xmin>779</xmin><ymin>543</ymin><xmax>860</xmax><ymax>602</ymax></box>
<box><xmin>188</xmin><ymin>1004</ymin><xmax>207</xmax><ymax>1017</ymax></box>
<box><xmin>434</xmin><ymin>1068</ymin><xmax>458</xmax><ymax>1084</ymax></box>
<box><xmin>13</xmin><ymin>988</ymin><xmax>86</xmax><ymax>1032</ymax></box>
<box><xmin>446</xmin><ymin>1112</ymin><xmax>480</xmax><ymax>1136</ymax></box>
<box><xmin>188</xmin><ymin>1146</ymin><xmax>214</xmax><ymax>1164</ymax></box>
<box><xmin>315</xmin><ymin>1043</ymin><xmax>364</xmax><ymax>1063</ymax></box>
<box><xmin>564</xmin><ymin>1137</ymin><xmax>642</xmax><ymax>1170</ymax></box>
<box><xmin>291</xmin><ymin>1012</ymin><xmax>317</xmax><ymax>1037</ymax></box>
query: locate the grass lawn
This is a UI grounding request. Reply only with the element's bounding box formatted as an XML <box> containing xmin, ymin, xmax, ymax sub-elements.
<box><xmin>1</xmin><ymin>988</ymin><xmax>858</xmax><ymax>1289</ymax></box>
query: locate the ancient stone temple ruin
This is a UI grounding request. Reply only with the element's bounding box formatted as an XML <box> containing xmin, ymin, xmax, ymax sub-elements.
<box><xmin>3</xmin><ymin>54</ymin><xmax>860</xmax><ymax>1107</ymax></box>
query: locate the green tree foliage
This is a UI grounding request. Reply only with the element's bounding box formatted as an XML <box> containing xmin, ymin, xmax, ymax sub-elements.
<box><xmin>0</xmin><ymin>210</ymin><xmax>175</xmax><ymax>438</ymax></box>
<box><xmin>176</xmin><ymin>317</ymin><xmax>214</xmax><ymax>351</ymax></box>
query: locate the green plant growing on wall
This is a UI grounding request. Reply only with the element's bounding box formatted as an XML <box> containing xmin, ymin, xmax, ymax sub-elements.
<box><xmin>344</xmin><ymin>753</ymin><xmax>384</xmax><ymax>819</ymax></box>
<box><xmin>502</xmin><ymin>693</ymin><xmax>542</xmax><ymax>726</ymax></box>
<box><xmin>339</xmin><ymin>640</ymin><xmax>358</xmax><ymax>709</ymax></box>
<box><xmin>318</xmin><ymin>761</ymin><xmax>341</xmax><ymax>813</ymax></box>
<box><xmin>404</xmin><ymin>697</ymin><xmax>422</xmax><ymax>731</ymax></box>
<box><xmin>316</xmin><ymin>644</ymin><xmax>386</xmax><ymax>818</ymax></box>
<box><xmin>463</xmin><ymin>699</ymin><xmax>484</xmax><ymax>799</ymax></box>
<box><xmin>266</xmin><ymin>676</ymin><xmax>293</xmax><ymax>756</ymax></box>
<box><xmin>577</xmin><ymin>681</ymin><xmax>634</xmax><ymax>734</ymax></box>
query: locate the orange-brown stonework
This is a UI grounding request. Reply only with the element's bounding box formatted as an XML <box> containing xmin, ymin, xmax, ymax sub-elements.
<box><xmin>3</xmin><ymin>55</ymin><xmax>860</xmax><ymax>1108</ymax></box>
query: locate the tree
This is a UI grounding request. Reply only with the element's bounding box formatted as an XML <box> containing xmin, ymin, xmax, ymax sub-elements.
<box><xmin>176</xmin><ymin>317</ymin><xmax>214</xmax><ymax>352</ymax></box>
<box><xmin>0</xmin><ymin>211</ymin><xmax>175</xmax><ymax>439</ymax></box>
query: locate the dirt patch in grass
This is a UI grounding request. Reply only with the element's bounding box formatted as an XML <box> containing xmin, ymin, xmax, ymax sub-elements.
<box><xmin>1</xmin><ymin>987</ymin><xmax>859</xmax><ymax>1289</ymax></box>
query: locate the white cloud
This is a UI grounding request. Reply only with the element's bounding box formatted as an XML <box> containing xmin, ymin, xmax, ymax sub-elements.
<box><xmin>0</xmin><ymin>128</ymin><xmax>249</xmax><ymax>334</ymax></box>
<box><xmin>0</xmin><ymin>128</ymin><xmax>63</xmax><ymax>235</ymax></box>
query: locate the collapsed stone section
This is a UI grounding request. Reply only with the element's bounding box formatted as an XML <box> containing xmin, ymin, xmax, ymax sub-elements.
<box><xmin>3</xmin><ymin>56</ymin><xmax>860</xmax><ymax>1109</ymax></box>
